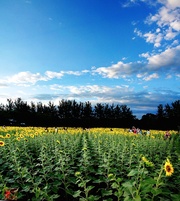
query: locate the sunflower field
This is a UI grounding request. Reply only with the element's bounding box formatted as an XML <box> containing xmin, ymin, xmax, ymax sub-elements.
<box><xmin>0</xmin><ymin>127</ymin><xmax>180</xmax><ymax>201</ymax></box>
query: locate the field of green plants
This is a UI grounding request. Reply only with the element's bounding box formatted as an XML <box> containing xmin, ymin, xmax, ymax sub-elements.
<box><xmin>0</xmin><ymin>127</ymin><xmax>180</xmax><ymax>201</ymax></box>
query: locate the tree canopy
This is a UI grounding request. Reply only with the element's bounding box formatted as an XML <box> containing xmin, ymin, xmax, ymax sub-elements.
<box><xmin>0</xmin><ymin>98</ymin><xmax>179</xmax><ymax>130</ymax></box>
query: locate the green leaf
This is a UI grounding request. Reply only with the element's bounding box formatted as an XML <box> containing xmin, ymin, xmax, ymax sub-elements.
<box><xmin>114</xmin><ymin>190</ymin><xmax>123</xmax><ymax>197</ymax></box>
<box><xmin>88</xmin><ymin>195</ymin><xmax>101</xmax><ymax>201</ymax></box>
<box><xmin>124</xmin><ymin>195</ymin><xmax>130</xmax><ymax>201</ymax></box>
<box><xmin>102</xmin><ymin>198</ymin><xmax>113</xmax><ymax>201</ymax></box>
<box><xmin>127</xmin><ymin>169</ymin><xmax>138</xmax><ymax>176</ymax></box>
<box><xmin>93</xmin><ymin>179</ymin><xmax>104</xmax><ymax>184</ymax></box>
<box><xmin>122</xmin><ymin>181</ymin><xmax>133</xmax><ymax>194</ymax></box>
<box><xmin>171</xmin><ymin>194</ymin><xmax>180</xmax><ymax>201</ymax></box>
<box><xmin>142</xmin><ymin>178</ymin><xmax>156</xmax><ymax>185</ymax></box>
<box><xmin>23</xmin><ymin>186</ymin><xmax>31</xmax><ymax>192</ymax></box>
<box><xmin>73</xmin><ymin>190</ymin><xmax>81</xmax><ymax>198</ymax></box>
<box><xmin>122</xmin><ymin>181</ymin><xmax>133</xmax><ymax>188</ymax></box>
<box><xmin>134</xmin><ymin>195</ymin><xmax>141</xmax><ymax>201</ymax></box>
<box><xmin>111</xmin><ymin>182</ymin><xmax>119</xmax><ymax>189</ymax></box>
<box><xmin>116</xmin><ymin>177</ymin><xmax>123</xmax><ymax>183</ymax></box>
<box><xmin>101</xmin><ymin>189</ymin><xmax>113</xmax><ymax>196</ymax></box>
<box><xmin>51</xmin><ymin>194</ymin><xmax>60</xmax><ymax>199</ymax></box>
<box><xmin>151</xmin><ymin>188</ymin><xmax>162</xmax><ymax>196</ymax></box>
<box><xmin>86</xmin><ymin>185</ymin><xmax>94</xmax><ymax>192</ymax></box>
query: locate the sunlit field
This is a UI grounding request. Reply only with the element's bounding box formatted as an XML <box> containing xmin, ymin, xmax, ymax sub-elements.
<box><xmin>0</xmin><ymin>127</ymin><xmax>180</xmax><ymax>201</ymax></box>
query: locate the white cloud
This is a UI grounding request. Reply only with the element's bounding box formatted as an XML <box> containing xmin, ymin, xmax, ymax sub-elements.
<box><xmin>156</xmin><ymin>28</ymin><xmax>161</xmax><ymax>33</ymax></box>
<box><xmin>134</xmin><ymin>1</ymin><xmax>180</xmax><ymax>48</ymax></box>
<box><xmin>139</xmin><ymin>52</ymin><xmax>150</xmax><ymax>58</ymax></box>
<box><xmin>122</xmin><ymin>57</ymin><xmax>127</xmax><ymax>61</ymax></box>
<box><xmin>143</xmin><ymin>73</ymin><xmax>159</xmax><ymax>81</ymax></box>
<box><xmin>137</xmin><ymin>73</ymin><xmax>147</xmax><ymax>78</ymax></box>
<box><xmin>64</xmin><ymin>71</ymin><xmax>83</xmax><ymax>76</ymax></box>
<box><xmin>170</xmin><ymin>20</ymin><xmax>180</xmax><ymax>31</ymax></box>
<box><xmin>51</xmin><ymin>84</ymin><xmax>114</xmax><ymax>95</ymax></box>
<box><xmin>143</xmin><ymin>32</ymin><xmax>163</xmax><ymax>47</ymax></box>
<box><xmin>50</xmin><ymin>84</ymin><xmax>134</xmax><ymax>100</ymax></box>
<box><xmin>134</xmin><ymin>28</ymin><xmax>143</xmax><ymax>37</ymax></box>
<box><xmin>1</xmin><ymin>44</ymin><xmax>179</xmax><ymax>89</ymax></box>
<box><xmin>92</xmin><ymin>61</ymin><xmax>137</xmax><ymax>79</ymax></box>
<box><xmin>147</xmin><ymin>45</ymin><xmax>180</xmax><ymax>69</ymax></box>
<box><xmin>45</xmin><ymin>71</ymin><xmax>64</xmax><ymax>79</ymax></box>
<box><xmin>166</xmin><ymin>74</ymin><xmax>172</xmax><ymax>79</ymax></box>
<box><xmin>164</xmin><ymin>27</ymin><xmax>178</xmax><ymax>40</ymax></box>
<box><xmin>92</xmin><ymin>44</ymin><xmax>180</xmax><ymax>79</ymax></box>
<box><xmin>162</xmin><ymin>0</ymin><xmax>180</xmax><ymax>9</ymax></box>
<box><xmin>172</xmin><ymin>39</ymin><xmax>179</xmax><ymax>46</ymax></box>
<box><xmin>0</xmin><ymin>83</ymin><xmax>8</xmax><ymax>88</ymax></box>
<box><xmin>6</xmin><ymin>72</ymin><xmax>48</xmax><ymax>85</ymax></box>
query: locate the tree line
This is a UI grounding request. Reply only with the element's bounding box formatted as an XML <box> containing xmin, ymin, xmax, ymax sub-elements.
<box><xmin>0</xmin><ymin>98</ymin><xmax>179</xmax><ymax>130</ymax></box>
<box><xmin>141</xmin><ymin>100</ymin><xmax>180</xmax><ymax>130</ymax></box>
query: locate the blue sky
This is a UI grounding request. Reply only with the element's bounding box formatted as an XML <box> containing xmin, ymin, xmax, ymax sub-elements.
<box><xmin>0</xmin><ymin>0</ymin><xmax>180</xmax><ymax>118</ymax></box>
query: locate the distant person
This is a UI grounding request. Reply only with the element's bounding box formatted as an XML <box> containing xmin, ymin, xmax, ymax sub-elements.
<box><xmin>55</xmin><ymin>127</ymin><xmax>58</xmax><ymax>133</ymax></box>
<box><xmin>164</xmin><ymin>130</ymin><xmax>171</xmax><ymax>140</ymax></box>
<box><xmin>137</xmin><ymin>128</ymin><xmax>142</xmax><ymax>135</ymax></box>
<box><xmin>132</xmin><ymin>126</ymin><xmax>137</xmax><ymax>133</ymax></box>
<box><xmin>146</xmin><ymin>129</ymin><xmax>150</xmax><ymax>135</ymax></box>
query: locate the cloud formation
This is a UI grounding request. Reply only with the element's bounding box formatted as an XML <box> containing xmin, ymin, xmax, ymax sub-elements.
<box><xmin>6</xmin><ymin>72</ymin><xmax>48</xmax><ymax>86</ymax></box>
<box><xmin>133</xmin><ymin>0</ymin><xmax>180</xmax><ymax>48</ymax></box>
<box><xmin>1</xmin><ymin>43</ymin><xmax>179</xmax><ymax>87</ymax></box>
<box><xmin>147</xmin><ymin>45</ymin><xmax>180</xmax><ymax>70</ymax></box>
<box><xmin>30</xmin><ymin>84</ymin><xmax>180</xmax><ymax>118</ymax></box>
<box><xmin>93</xmin><ymin>45</ymin><xmax>180</xmax><ymax>79</ymax></box>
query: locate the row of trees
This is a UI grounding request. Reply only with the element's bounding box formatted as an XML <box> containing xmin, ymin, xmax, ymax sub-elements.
<box><xmin>0</xmin><ymin>98</ymin><xmax>179</xmax><ymax>130</ymax></box>
<box><xmin>0</xmin><ymin>98</ymin><xmax>135</xmax><ymax>128</ymax></box>
<box><xmin>141</xmin><ymin>100</ymin><xmax>180</xmax><ymax>130</ymax></box>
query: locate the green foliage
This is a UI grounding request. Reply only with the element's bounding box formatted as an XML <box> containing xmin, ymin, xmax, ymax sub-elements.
<box><xmin>0</xmin><ymin>127</ymin><xmax>179</xmax><ymax>201</ymax></box>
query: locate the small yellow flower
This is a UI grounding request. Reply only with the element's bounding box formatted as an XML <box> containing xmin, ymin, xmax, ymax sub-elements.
<box><xmin>82</xmin><ymin>147</ymin><xmax>87</xmax><ymax>151</ymax></box>
<box><xmin>142</xmin><ymin>156</ymin><xmax>154</xmax><ymax>167</ymax></box>
<box><xmin>0</xmin><ymin>141</ymin><xmax>5</xmax><ymax>146</ymax></box>
<box><xmin>75</xmin><ymin>172</ymin><xmax>81</xmax><ymax>177</ymax></box>
<box><xmin>30</xmin><ymin>134</ymin><xmax>34</xmax><ymax>138</ymax></box>
<box><xmin>6</xmin><ymin>134</ymin><xmax>11</xmax><ymax>138</ymax></box>
<box><xmin>164</xmin><ymin>158</ymin><xmax>174</xmax><ymax>176</ymax></box>
<box><xmin>142</xmin><ymin>156</ymin><xmax>148</xmax><ymax>163</ymax></box>
<box><xmin>108</xmin><ymin>173</ymin><xmax>114</xmax><ymax>180</ymax></box>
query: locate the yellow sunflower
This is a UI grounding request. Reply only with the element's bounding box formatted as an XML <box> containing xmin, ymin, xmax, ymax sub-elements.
<box><xmin>6</xmin><ymin>134</ymin><xmax>11</xmax><ymax>138</ymax></box>
<box><xmin>30</xmin><ymin>134</ymin><xmax>34</xmax><ymax>138</ymax></box>
<box><xmin>164</xmin><ymin>158</ymin><xmax>174</xmax><ymax>176</ymax></box>
<box><xmin>0</xmin><ymin>141</ymin><xmax>5</xmax><ymax>146</ymax></box>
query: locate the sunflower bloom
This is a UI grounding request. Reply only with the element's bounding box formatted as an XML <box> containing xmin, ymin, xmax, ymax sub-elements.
<box><xmin>30</xmin><ymin>134</ymin><xmax>34</xmax><ymax>138</ymax></box>
<box><xmin>164</xmin><ymin>159</ymin><xmax>174</xmax><ymax>176</ymax></box>
<box><xmin>0</xmin><ymin>141</ymin><xmax>5</xmax><ymax>146</ymax></box>
<box><xmin>6</xmin><ymin>134</ymin><xmax>11</xmax><ymax>138</ymax></box>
